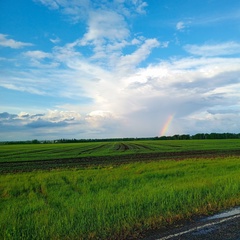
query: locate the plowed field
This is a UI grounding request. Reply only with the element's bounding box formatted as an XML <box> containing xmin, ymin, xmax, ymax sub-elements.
<box><xmin>1</xmin><ymin>139</ymin><xmax>240</xmax><ymax>173</ymax></box>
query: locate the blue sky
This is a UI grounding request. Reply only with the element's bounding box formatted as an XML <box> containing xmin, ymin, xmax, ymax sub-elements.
<box><xmin>1</xmin><ymin>0</ymin><xmax>240</xmax><ymax>140</ymax></box>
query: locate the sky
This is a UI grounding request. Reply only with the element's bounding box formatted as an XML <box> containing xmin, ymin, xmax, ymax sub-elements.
<box><xmin>1</xmin><ymin>0</ymin><xmax>240</xmax><ymax>141</ymax></box>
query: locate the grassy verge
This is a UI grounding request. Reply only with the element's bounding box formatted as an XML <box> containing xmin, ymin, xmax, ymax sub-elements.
<box><xmin>0</xmin><ymin>157</ymin><xmax>240</xmax><ymax>239</ymax></box>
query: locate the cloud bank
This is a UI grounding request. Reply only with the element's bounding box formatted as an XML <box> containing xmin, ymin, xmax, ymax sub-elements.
<box><xmin>1</xmin><ymin>0</ymin><xmax>240</xmax><ymax>140</ymax></box>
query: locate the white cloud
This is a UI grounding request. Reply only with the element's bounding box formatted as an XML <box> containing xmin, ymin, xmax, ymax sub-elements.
<box><xmin>34</xmin><ymin>0</ymin><xmax>90</xmax><ymax>23</ymax></box>
<box><xmin>0</xmin><ymin>83</ymin><xmax>47</xmax><ymax>95</ymax></box>
<box><xmin>134</xmin><ymin>0</ymin><xmax>148</xmax><ymax>14</ymax></box>
<box><xmin>176</xmin><ymin>21</ymin><xmax>185</xmax><ymax>31</ymax></box>
<box><xmin>53</xmin><ymin>42</ymin><xmax>82</xmax><ymax>61</ymax></box>
<box><xmin>85</xmin><ymin>110</ymin><xmax>119</xmax><ymax>128</ymax></box>
<box><xmin>2</xmin><ymin>1</ymin><xmax>240</xmax><ymax>139</ymax></box>
<box><xmin>34</xmin><ymin>0</ymin><xmax>59</xmax><ymax>10</ymax></box>
<box><xmin>116</xmin><ymin>38</ymin><xmax>160</xmax><ymax>73</ymax></box>
<box><xmin>0</xmin><ymin>34</ymin><xmax>33</xmax><ymax>49</ymax></box>
<box><xmin>0</xmin><ymin>109</ymin><xmax>123</xmax><ymax>140</ymax></box>
<box><xmin>81</xmin><ymin>9</ymin><xmax>129</xmax><ymax>47</ymax></box>
<box><xmin>185</xmin><ymin>42</ymin><xmax>240</xmax><ymax>56</ymax></box>
<box><xmin>34</xmin><ymin>0</ymin><xmax>147</xmax><ymax>22</ymax></box>
<box><xmin>2</xmin><ymin>54</ymin><xmax>240</xmax><ymax>139</ymax></box>
<box><xmin>50</xmin><ymin>37</ymin><xmax>61</xmax><ymax>44</ymax></box>
<box><xmin>0</xmin><ymin>110</ymin><xmax>81</xmax><ymax>126</ymax></box>
<box><xmin>24</xmin><ymin>50</ymin><xmax>51</xmax><ymax>59</ymax></box>
<box><xmin>22</xmin><ymin>50</ymin><xmax>59</xmax><ymax>68</ymax></box>
<box><xmin>42</xmin><ymin>110</ymin><xmax>82</xmax><ymax>122</ymax></box>
<box><xmin>161</xmin><ymin>41</ymin><xmax>169</xmax><ymax>48</ymax></box>
<box><xmin>2</xmin><ymin>38</ymin><xmax>240</xmax><ymax>137</ymax></box>
<box><xmin>32</xmin><ymin>0</ymin><xmax>151</xmax><ymax>70</ymax></box>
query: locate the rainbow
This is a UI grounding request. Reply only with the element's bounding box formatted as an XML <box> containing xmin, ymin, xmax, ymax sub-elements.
<box><xmin>160</xmin><ymin>115</ymin><xmax>174</xmax><ymax>136</ymax></box>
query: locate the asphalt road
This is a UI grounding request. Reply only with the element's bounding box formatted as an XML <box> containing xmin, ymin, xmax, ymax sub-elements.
<box><xmin>143</xmin><ymin>208</ymin><xmax>240</xmax><ymax>240</ymax></box>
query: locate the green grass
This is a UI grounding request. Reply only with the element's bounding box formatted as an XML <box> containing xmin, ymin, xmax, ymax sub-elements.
<box><xmin>1</xmin><ymin>139</ymin><xmax>240</xmax><ymax>162</ymax></box>
<box><xmin>1</xmin><ymin>157</ymin><xmax>240</xmax><ymax>239</ymax></box>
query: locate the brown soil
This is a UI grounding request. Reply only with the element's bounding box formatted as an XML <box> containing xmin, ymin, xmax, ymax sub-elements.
<box><xmin>1</xmin><ymin>149</ymin><xmax>240</xmax><ymax>173</ymax></box>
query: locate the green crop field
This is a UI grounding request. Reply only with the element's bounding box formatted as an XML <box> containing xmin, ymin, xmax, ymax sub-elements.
<box><xmin>0</xmin><ymin>139</ymin><xmax>240</xmax><ymax>239</ymax></box>
<box><xmin>1</xmin><ymin>139</ymin><xmax>240</xmax><ymax>163</ymax></box>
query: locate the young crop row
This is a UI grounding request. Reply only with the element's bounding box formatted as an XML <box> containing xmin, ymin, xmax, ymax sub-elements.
<box><xmin>0</xmin><ymin>142</ymin><xmax>113</xmax><ymax>162</ymax></box>
<box><xmin>1</xmin><ymin>139</ymin><xmax>240</xmax><ymax>163</ymax></box>
<box><xmin>1</xmin><ymin>157</ymin><xmax>240</xmax><ymax>239</ymax></box>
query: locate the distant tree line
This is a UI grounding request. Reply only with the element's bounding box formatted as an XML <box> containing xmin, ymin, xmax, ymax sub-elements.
<box><xmin>159</xmin><ymin>133</ymin><xmax>240</xmax><ymax>140</ymax></box>
<box><xmin>1</xmin><ymin>133</ymin><xmax>240</xmax><ymax>144</ymax></box>
<box><xmin>190</xmin><ymin>132</ymin><xmax>240</xmax><ymax>139</ymax></box>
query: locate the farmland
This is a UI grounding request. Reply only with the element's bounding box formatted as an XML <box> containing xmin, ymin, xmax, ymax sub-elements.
<box><xmin>0</xmin><ymin>139</ymin><xmax>240</xmax><ymax>239</ymax></box>
<box><xmin>1</xmin><ymin>139</ymin><xmax>240</xmax><ymax>172</ymax></box>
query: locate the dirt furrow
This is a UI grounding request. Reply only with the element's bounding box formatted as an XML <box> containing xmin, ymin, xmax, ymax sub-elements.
<box><xmin>1</xmin><ymin>149</ymin><xmax>240</xmax><ymax>173</ymax></box>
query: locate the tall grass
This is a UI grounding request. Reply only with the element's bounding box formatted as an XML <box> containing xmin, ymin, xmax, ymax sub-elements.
<box><xmin>1</xmin><ymin>157</ymin><xmax>240</xmax><ymax>239</ymax></box>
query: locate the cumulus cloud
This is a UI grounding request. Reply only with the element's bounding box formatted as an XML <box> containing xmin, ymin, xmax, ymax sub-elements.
<box><xmin>2</xmin><ymin>55</ymin><xmax>240</xmax><ymax>139</ymax></box>
<box><xmin>0</xmin><ymin>110</ymin><xmax>81</xmax><ymax>132</ymax></box>
<box><xmin>2</xmin><ymin>2</ymin><xmax>240</xmax><ymax>140</ymax></box>
<box><xmin>79</xmin><ymin>9</ymin><xmax>131</xmax><ymax>60</ymax></box>
<box><xmin>0</xmin><ymin>109</ymin><xmax>122</xmax><ymax>140</ymax></box>
<box><xmin>85</xmin><ymin>110</ymin><xmax>120</xmax><ymax>129</ymax></box>
<box><xmin>0</xmin><ymin>110</ymin><xmax>81</xmax><ymax>125</ymax></box>
<box><xmin>0</xmin><ymin>34</ymin><xmax>33</xmax><ymax>49</ymax></box>
<box><xmin>82</xmin><ymin>10</ymin><xmax>129</xmax><ymax>44</ymax></box>
<box><xmin>116</xmin><ymin>38</ymin><xmax>160</xmax><ymax>73</ymax></box>
<box><xmin>4</xmin><ymin>4</ymin><xmax>160</xmax><ymax>101</ymax></box>
<box><xmin>31</xmin><ymin>0</ymin><xmax>152</xmax><ymax>70</ymax></box>
<box><xmin>2</xmin><ymin>39</ymin><xmax>240</xmax><ymax>138</ymax></box>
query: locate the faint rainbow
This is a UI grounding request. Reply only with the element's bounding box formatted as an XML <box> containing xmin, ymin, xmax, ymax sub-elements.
<box><xmin>160</xmin><ymin>115</ymin><xmax>174</xmax><ymax>136</ymax></box>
